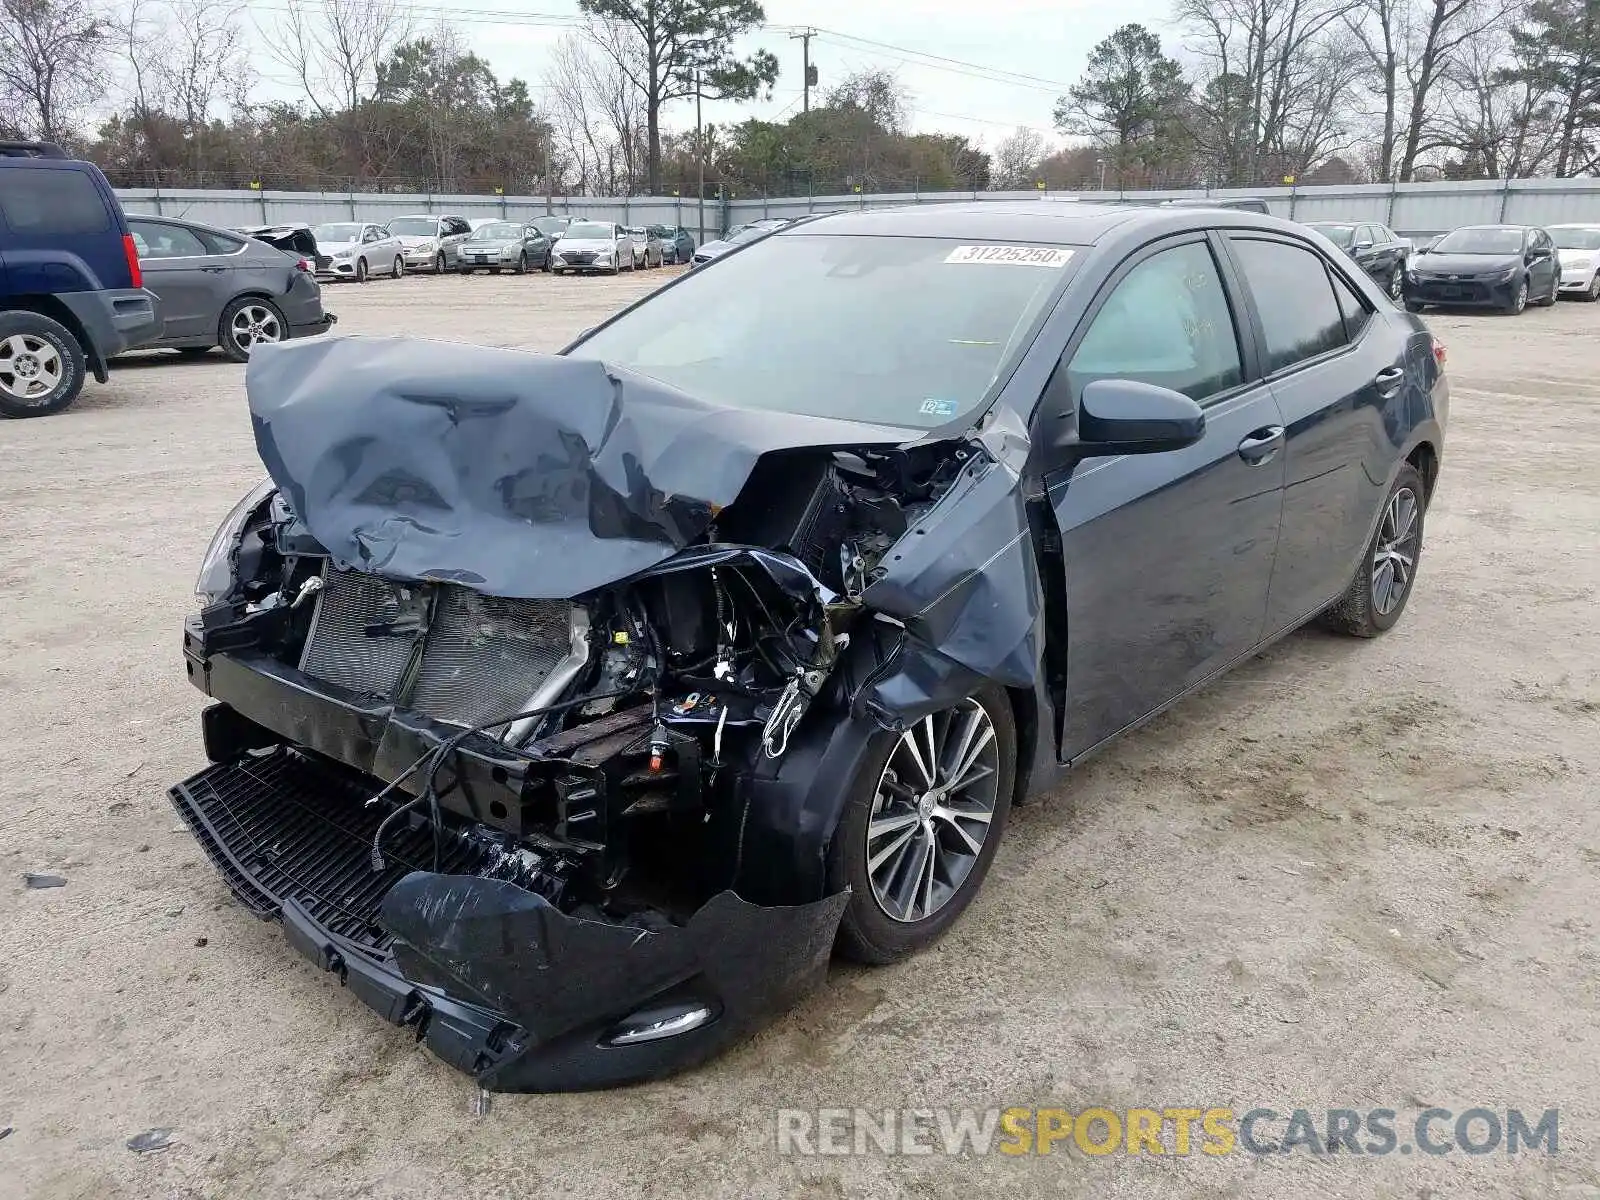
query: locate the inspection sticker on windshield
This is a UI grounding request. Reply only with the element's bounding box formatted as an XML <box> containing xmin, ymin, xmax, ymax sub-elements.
<box><xmin>945</xmin><ymin>245</ymin><xmax>1074</xmax><ymax>267</ymax></box>
<box><xmin>919</xmin><ymin>398</ymin><xmax>958</xmax><ymax>418</ymax></box>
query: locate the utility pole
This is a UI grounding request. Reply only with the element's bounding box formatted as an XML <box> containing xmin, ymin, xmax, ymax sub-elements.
<box><xmin>696</xmin><ymin>69</ymin><xmax>706</xmax><ymax>245</ymax></box>
<box><xmin>789</xmin><ymin>28</ymin><xmax>817</xmax><ymax>113</ymax></box>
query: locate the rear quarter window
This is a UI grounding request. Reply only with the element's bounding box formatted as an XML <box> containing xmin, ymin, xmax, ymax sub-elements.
<box><xmin>0</xmin><ymin>167</ymin><xmax>113</xmax><ymax>236</ymax></box>
<box><xmin>196</xmin><ymin>229</ymin><xmax>246</xmax><ymax>254</ymax></box>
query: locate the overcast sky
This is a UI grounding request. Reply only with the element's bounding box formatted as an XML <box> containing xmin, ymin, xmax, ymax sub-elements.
<box><xmin>254</xmin><ymin>0</ymin><xmax>1183</xmax><ymax>151</ymax></box>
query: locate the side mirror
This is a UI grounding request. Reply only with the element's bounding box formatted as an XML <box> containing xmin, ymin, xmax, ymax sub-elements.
<box><xmin>1353</xmin><ymin>240</ymin><xmax>1373</xmax><ymax>251</ymax></box>
<box><xmin>1056</xmin><ymin>379</ymin><xmax>1206</xmax><ymax>457</ymax></box>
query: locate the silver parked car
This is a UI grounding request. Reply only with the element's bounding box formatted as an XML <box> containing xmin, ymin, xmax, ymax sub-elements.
<box><xmin>690</xmin><ymin>218</ymin><xmax>792</xmax><ymax>267</ymax></box>
<box><xmin>457</xmin><ymin>221</ymin><xmax>553</xmax><ymax>274</ymax></box>
<box><xmin>624</xmin><ymin>226</ymin><xmax>665</xmax><ymax>268</ymax></box>
<box><xmin>310</xmin><ymin>222</ymin><xmax>406</xmax><ymax>282</ymax></box>
<box><xmin>127</xmin><ymin>215</ymin><xmax>335</xmax><ymax>362</ymax></box>
<box><xmin>550</xmin><ymin>220</ymin><xmax>634</xmax><ymax>275</ymax></box>
<box><xmin>385</xmin><ymin>214</ymin><xmax>473</xmax><ymax>273</ymax></box>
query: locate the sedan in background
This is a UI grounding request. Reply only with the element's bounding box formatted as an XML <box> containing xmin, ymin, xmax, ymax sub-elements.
<box><xmin>1305</xmin><ymin>221</ymin><xmax>1409</xmax><ymax>299</ymax></box>
<box><xmin>690</xmin><ymin>218</ymin><xmax>792</xmax><ymax>267</ymax></box>
<box><xmin>1404</xmin><ymin>224</ymin><xmax>1560</xmax><ymax>313</ymax></box>
<box><xmin>1548</xmin><ymin>224</ymin><xmax>1600</xmax><ymax>300</ymax></box>
<box><xmin>386</xmin><ymin>214</ymin><xmax>473</xmax><ymax>273</ymax></box>
<box><xmin>550</xmin><ymin>220</ymin><xmax>633</xmax><ymax>275</ymax></box>
<box><xmin>648</xmin><ymin>224</ymin><xmax>696</xmax><ymax>264</ymax></box>
<box><xmin>128</xmin><ymin>215</ymin><xmax>334</xmax><ymax>362</ymax></box>
<box><xmin>624</xmin><ymin>226</ymin><xmax>665</xmax><ymax>268</ymax></box>
<box><xmin>457</xmin><ymin>221</ymin><xmax>552</xmax><ymax>274</ymax></box>
<box><xmin>310</xmin><ymin>222</ymin><xmax>405</xmax><ymax>282</ymax></box>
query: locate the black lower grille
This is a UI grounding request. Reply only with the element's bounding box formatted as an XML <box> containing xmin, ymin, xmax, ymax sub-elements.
<box><xmin>171</xmin><ymin>749</ymin><xmax>493</xmax><ymax>954</ymax></box>
<box><xmin>562</xmin><ymin>251</ymin><xmax>597</xmax><ymax>265</ymax></box>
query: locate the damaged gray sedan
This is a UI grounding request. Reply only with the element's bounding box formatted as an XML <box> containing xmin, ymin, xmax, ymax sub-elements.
<box><xmin>173</xmin><ymin>202</ymin><xmax>1446</xmax><ymax>1091</ymax></box>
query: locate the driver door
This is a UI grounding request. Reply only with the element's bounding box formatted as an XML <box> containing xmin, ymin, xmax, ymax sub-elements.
<box><xmin>1039</xmin><ymin>233</ymin><xmax>1287</xmax><ymax>759</ymax></box>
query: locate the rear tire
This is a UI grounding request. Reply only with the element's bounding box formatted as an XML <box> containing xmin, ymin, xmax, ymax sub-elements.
<box><xmin>1320</xmin><ymin>463</ymin><xmax>1426</xmax><ymax>638</ymax></box>
<box><xmin>828</xmin><ymin>686</ymin><xmax>1016</xmax><ymax>965</ymax></box>
<box><xmin>218</xmin><ymin>296</ymin><xmax>287</xmax><ymax>364</ymax></box>
<box><xmin>0</xmin><ymin>310</ymin><xmax>86</xmax><ymax>418</ymax></box>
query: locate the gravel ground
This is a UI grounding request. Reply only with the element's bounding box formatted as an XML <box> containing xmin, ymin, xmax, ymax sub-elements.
<box><xmin>2</xmin><ymin>268</ymin><xmax>1597</xmax><ymax>1200</ymax></box>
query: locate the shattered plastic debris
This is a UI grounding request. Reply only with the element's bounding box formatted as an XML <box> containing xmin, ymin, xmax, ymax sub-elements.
<box><xmin>22</xmin><ymin>873</ymin><xmax>66</xmax><ymax>889</ymax></box>
<box><xmin>126</xmin><ymin>1129</ymin><xmax>175</xmax><ymax>1154</ymax></box>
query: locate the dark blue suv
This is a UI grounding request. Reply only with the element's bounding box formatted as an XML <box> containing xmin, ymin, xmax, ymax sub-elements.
<box><xmin>0</xmin><ymin>141</ymin><xmax>162</xmax><ymax>417</ymax></box>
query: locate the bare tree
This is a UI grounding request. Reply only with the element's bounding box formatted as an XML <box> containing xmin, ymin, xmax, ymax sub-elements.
<box><xmin>1179</xmin><ymin>0</ymin><xmax>1366</xmax><ymax>184</ymax></box>
<box><xmin>991</xmin><ymin>126</ymin><xmax>1048</xmax><ymax>189</ymax></box>
<box><xmin>0</xmin><ymin>0</ymin><xmax>112</xmax><ymax>143</ymax></box>
<box><xmin>546</xmin><ymin>30</ymin><xmax>646</xmax><ymax>194</ymax></box>
<box><xmin>1439</xmin><ymin>23</ymin><xmax>1562</xmax><ymax>174</ymax></box>
<box><xmin>260</xmin><ymin>0</ymin><xmax>410</xmax><ymax>119</ymax></box>
<box><xmin>1346</xmin><ymin>0</ymin><xmax>1506</xmax><ymax>180</ymax></box>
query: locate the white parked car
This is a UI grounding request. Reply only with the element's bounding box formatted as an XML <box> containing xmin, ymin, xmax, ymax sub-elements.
<box><xmin>1548</xmin><ymin>224</ymin><xmax>1600</xmax><ymax>301</ymax></box>
<box><xmin>309</xmin><ymin>222</ymin><xmax>406</xmax><ymax>282</ymax></box>
<box><xmin>550</xmin><ymin>220</ymin><xmax>634</xmax><ymax>275</ymax></box>
<box><xmin>384</xmin><ymin>214</ymin><xmax>474</xmax><ymax>273</ymax></box>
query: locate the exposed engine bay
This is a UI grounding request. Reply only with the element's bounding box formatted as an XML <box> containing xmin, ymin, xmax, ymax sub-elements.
<box><xmin>174</xmin><ymin>336</ymin><xmax>1046</xmax><ymax>1090</ymax></box>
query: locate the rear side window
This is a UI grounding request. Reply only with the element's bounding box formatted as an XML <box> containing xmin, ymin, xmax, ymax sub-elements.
<box><xmin>128</xmin><ymin>219</ymin><xmax>207</xmax><ymax>258</ymax></box>
<box><xmin>1230</xmin><ymin>238</ymin><xmax>1348</xmax><ymax>373</ymax></box>
<box><xmin>196</xmin><ymin>229</ymin><xmax>245</xmax><ymax>255</ymax></box>
<box><xmin>1066</xmin><ymin>240</ymin><xmax>1243</xmax><ymax>404</ymax></box>
<box><xmin>0</xmin><ymin>167</ymin><xmax>112</xmax><ymax>235</ymax></box>
<box><xmin>1331</xmin><ymin>270</ymin><xmax>1371</xmax><ymax>339</ymax></box>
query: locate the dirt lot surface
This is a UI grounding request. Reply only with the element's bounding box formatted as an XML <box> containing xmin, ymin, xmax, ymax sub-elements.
<box><xmin>2</xmin><ymin>266</ymin><xmax>1598</xmax><ymax>1200</ymax></box>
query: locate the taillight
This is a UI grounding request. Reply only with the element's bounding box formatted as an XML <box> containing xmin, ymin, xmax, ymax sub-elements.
<box><xmin>1431</xmin><ymin>336</ymin><xmax>1446</xmax><ymax>369</ymax></box>
<box><xmin>122</xmin><ymin>233</ymin><xmax>142</xmax><ymax>288</ymax></box>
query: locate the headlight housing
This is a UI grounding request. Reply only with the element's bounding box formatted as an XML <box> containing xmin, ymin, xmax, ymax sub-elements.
<box><xmin>417</xmin><ymin>239</ymin><xmax>437</xmax><ymax>251</ymax></box>
<box><xmin>194</xmin><ymin>478</ymin><xmax>275</xmax><ymax>605</ymax></box>
<box><xmin>1496</xmin><ymin>266</ymin><xmax>1519</xmax><ymax>281</ymax></box>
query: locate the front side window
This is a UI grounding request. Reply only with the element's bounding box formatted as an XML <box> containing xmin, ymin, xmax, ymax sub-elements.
<box><xmin>1230</xmin><ymin>238</ymin><xmax>1348</xmax><ymax>373</ymax></box>
<box><xmin>1066</xmin><ymin>240</ymin><xmax>1243</xmax><ymax>404</ymax></box>
<box><xmin>128</xmin><ymin>220</ymin><xmax>208</xmax><ymax>258</ymax></box>
<box><xmin>570</xmin><ymin>233</ymin><xmax>1075</xmax><ymax>429</ymax></box>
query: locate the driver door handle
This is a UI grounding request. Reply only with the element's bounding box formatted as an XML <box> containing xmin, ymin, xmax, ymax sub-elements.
<box><xmin>1373</xmin><ymin>366</ymin><xmax>1405</xmax><ymax>396</ymax></box>
<box><xmin>1238</xmin><ymin>426</ymin><xmax>1285</xmax><ymax>465</ymax></box>
<box><xmin>200</xmin><ymin>265</ymin><xmax>227</xmax><ymax>273</ymax></box>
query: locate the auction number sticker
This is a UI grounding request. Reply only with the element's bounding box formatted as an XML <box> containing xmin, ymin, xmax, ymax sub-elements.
<box><xmin>944</xmin><ymin>245</ymin><xmax>1074</xmax><ymax>267</ymax></box>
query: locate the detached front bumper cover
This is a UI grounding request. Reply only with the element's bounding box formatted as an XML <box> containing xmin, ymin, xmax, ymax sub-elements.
<box><xmin>171</xmin><ymin>753</ymin><xmax>847</xmax><ymax>1091</ymax></box>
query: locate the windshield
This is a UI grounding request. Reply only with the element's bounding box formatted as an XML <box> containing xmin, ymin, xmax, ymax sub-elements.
<box><xmin>312</xmin><ymin>223</ymin><xmax>362</xmax><ymax>243</ymax></box>
<box><xmin>1432</xmin><ymin>227</ymin><xmax>1523</xmax><ymax>254</ymax></box>
<box><xmin>1308</xmin><ymin>224</ymin><xmax>1355</xmax><ymax>248</ymax></box>
<box><xmin>1551</xmin><ymin>228</ymin><xmax>1600</xmax><ymax>250</ymax></box>
<box><xmin>564</xmin><ymin>221</ymin><xmax>614</xmax><ymax>240</ymax></box>
<box><xmin>725</xmin><ymin>225</ymin><xmax>776</xmax><ymax>246</ymax></box>
<box><xmin>471</xmin><ymin>222</ymin><xmax>522</xmax><ymax>240</ymax></box>
<box><xmin>569</xmin><ymin>234</ymin><xmax>1075</xmax><ymax>429</ymax></box>
<box><xmin>387</xmin><ymin>217</ymin><xmax>439</xmax><ymax>237</ymax></box>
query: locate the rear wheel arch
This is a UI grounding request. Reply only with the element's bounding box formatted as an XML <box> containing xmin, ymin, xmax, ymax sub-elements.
<box><xmin>4</xmin><ymin>295</ymin><xmax>93</xmax><ymax>362</ymax></box>
<box><xmin>1407</xmin><ymin>440</ymin><xmax>1440</xmax><ymax>502</ymax></box>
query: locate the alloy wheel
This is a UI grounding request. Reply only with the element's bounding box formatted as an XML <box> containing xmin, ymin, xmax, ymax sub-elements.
<box><xmin>0</xmin><ymin>333</ymin><xmax>63</xmax><ymax>404</ymax></box>
<box><xmin>1512</xmin><ymin>280</ymin><xmax>1528</xmax><ymax>313</ymax></box>
<box><xmin>229</xmin><ymin>305</ymin><xmax>283</xmax><ymax>356</ymax></box>
<box><xmin>1389</xmin><ymin>267</ymin><xmax>1403</xmax><ymax>299</ymax></box>
<box><xmin>865</xmin><ymin>700</ymin><xmax>1001</xmax><ymax>924</ymax></box>
<box><xmin>1372</xmin><ymin>486</ymin><xmax>1420</xmax><ymax>616</ymax></box>
<box><xmin>394</xmin><ymin>256</ymin><xmax>404</xmax><ymax>278</ymax></box>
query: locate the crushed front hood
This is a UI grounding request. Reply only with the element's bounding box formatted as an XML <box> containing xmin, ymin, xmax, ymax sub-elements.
<box><xmin>246</xmin><ymin>336</ymin><xmax>913</xmax><ymax>598</ymax></box>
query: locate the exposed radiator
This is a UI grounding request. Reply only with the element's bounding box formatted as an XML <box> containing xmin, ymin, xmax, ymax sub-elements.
<box><xmin>299</xmin><ymin>565</ymin><xmax>587</xmax><ymax>735</ymax></box>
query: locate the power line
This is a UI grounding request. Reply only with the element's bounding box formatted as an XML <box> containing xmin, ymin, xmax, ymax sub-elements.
<box><xmin>791</xmin><ymin>26</ymin><xmax>1073</xmax><ymax>93</ymax></box>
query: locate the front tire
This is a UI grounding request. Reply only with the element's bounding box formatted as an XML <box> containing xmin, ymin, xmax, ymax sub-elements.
<box><xmin>355</xmin><ymin>257</ymin><xmax>368</xmax><ymax>284</ymax></box>
<box><xmin>0</xmin><ymin>311</ymin><xmax>85</xmax><ymax>418</ymax></box>
<box><xmin>1320</xmin><ymin>463</ymin><xmax>1426</xmax><ymax>638</ymax></box>
<box><xmin>1504</xmin><ymin>277</ymin><xmax>1528</xmax><ymax>314</ymax></box>
<box><xmin>434</xmin><ymin>252</ymin><xmax>446</xmax><ymax>274</ymax></box>
<box><xmin>1586</xmin><ymin>273</ymin><xmax>1600</xmax><ymax>302</ymax></box>
<box><xmin>515</xmin><ymin>251</ymin><xmax>528</xmax><ymax>275</ymax></box>
<box><xmin>828</xmin><ymin>687</ymin><xmax>1016</xmax><ymax>965</ymax></box>
<box><xmin>393</xmin><ymin>256</ymin><xmax>404</xmax><ymax>279</ymax></box>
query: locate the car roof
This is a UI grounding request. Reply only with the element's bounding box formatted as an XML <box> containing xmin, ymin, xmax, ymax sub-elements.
<box><xmin>774</xmin><ymin>200</ymin><xmax>1295</xmax><ymax>245</ymax></box>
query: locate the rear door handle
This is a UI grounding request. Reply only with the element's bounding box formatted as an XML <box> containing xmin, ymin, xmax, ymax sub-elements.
<box><xmin>1238</xmin><ymin>426</ymin><xmax>1285</xmax><ymax>465</ymax></box>
<box><xmin>1374</xmin><ymin>366</ymin><xmax>1405</xmax><ymax>396</ymax></box>
<box><xmin>200</xmin><ymin>265</ymin><xmax>227</xmax><ymax>273</ymax></box>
